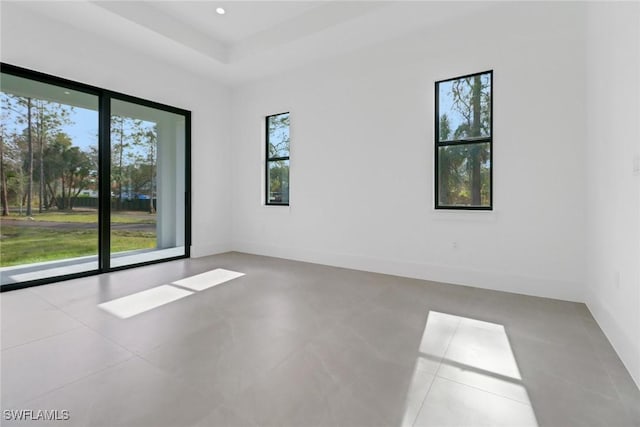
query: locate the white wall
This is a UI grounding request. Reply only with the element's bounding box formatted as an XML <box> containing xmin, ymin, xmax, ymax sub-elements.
<box><xmin>230</xmin><ymin>2</ymin><xmax>587</xmax><ymax>301</ymax></box>
<box><xmin>1</xmin><ymin>0</ymin><xmax>637</xmax><ymax>390</ymax></box>
<box><xmin>0</xmin><ymin>5</ymin><xmax>233</xmax><ymax>257</ymax></box>
<box><xmin>585</xmin><ymin>2</ymin><xmax>640</xmax><ymax>387</ymax></box>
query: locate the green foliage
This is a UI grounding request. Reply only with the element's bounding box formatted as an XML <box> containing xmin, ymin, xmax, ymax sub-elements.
<box><xmin>0</xmin><ymin>89</ymin><xmax>165</xmax><ymax>270</ymax></box>
<box><xmin>267</xmin><ymin>113</ymin><xmax>290</xmax><ymax>203</ymax></box>
<box><xmin>0</xmin><ymin>91</ymin><xmax>95</xmax><ymax>213</ymax></box>
<box><xmin>439</xmin><ymin>114</ymin><xmax>452</xmax><ymax>141</ymax></box>
<box><xmin>44</xmin><ymin>132</ymin><xmax>94</xmax><ymax>209</ymax></box>
<box><xmin>110</xmin><ymin>116</ymin><xmax>157</xmax><ymax>213</ymax></box>
<box><xmin>438</xmin><ymin>144</ymin><xmax>491</xmax><ymax>206</ymax></box>
<box><xmin>439</xmin><ymin>73</ymin><xmax>491</xmax><ymax>206</ymax></box>
<box><xmin>267</xmin><ymin>113</ymin><xmax>290</xmax><ymax>158</ymax></box>
<box><xmin>268</xmin><ymin>162</ymin><xmax>289</xmax><ymax>203</ymax></box>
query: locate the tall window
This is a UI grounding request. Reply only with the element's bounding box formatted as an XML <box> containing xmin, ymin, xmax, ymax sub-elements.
<box><xmin>435</xmin><ymin>70</ymin><xmax>493</xmax><ymax>209</ymax></box>
<box><xmin>0</xmin><ymin>63</ymin><xmax>190</xmax><ymax>291</ymax></box>
<box><xmin>265</xmin><ymin>112</ymin><xmax>290</xmax><ymax>205</ymax></box>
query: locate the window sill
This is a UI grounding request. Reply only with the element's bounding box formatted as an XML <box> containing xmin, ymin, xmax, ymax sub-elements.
<box><xmin>430</xmin><ymin>208</ymin><xmax>498</xmax><ymax>222</ymax></box>
<box><xmin>263</xmin><ymin>204</ymin><xmax>291</xmax><ymax>212</ymax></box>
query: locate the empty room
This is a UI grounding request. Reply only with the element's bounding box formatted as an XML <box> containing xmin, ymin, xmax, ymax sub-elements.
<box><xmin>0</xmin><ymin>1</ymin><xmax>639</xmax><ymax>426</ymax></box>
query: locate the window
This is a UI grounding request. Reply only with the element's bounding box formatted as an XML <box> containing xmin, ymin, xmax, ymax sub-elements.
<box><xmin>0</xmin><ymin>63</ymin><xmax>190</xmax><ymax>291</ymax></box>
<box><xmin>265</xmin><ymin>112</ymin><xmax>290</xmax><ymax>205</ymax></box>
<box><xmin>435</xmin><ymin>70</ymin><xmax>493</xmax><ymax>210</ymax></box>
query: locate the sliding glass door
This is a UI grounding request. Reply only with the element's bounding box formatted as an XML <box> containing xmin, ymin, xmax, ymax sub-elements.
<box><xmin>0</xmin><ymin>64</ymin><xmax>190</xmax><ymax>290</ymax></box>
<box><xmin>0</xmin><ymin>73</ymin><xmax>100</xmax><ymax>285</ymax></box>
<box><xmin>109</xmin><ymin>99</ymin><xmax>186</xmax><ymax>268</ymax></box>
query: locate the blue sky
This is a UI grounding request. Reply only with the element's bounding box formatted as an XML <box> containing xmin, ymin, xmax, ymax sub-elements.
<box><xmin>438</xmin><ymin>73</ymin><xmax>491</xmax><ymax>140</ymax></box>
<box><xmin>439</xmin><ymin>81</ymin><xmax>462</xmax><ymax>135</ymax></box>
<box><xmin>1</xmin><ymin>97</ymin><xmax>157</xmax><ymax>158</ymax></box>
<box><xmin>64</xmin><ymin>107</ymin><xmax>98</xmax><ymax>151</ymax></box>
<box><xmin>1</xmin><ymin>93</ymin><xmax>98</xmax><ymax>152</ymax></box>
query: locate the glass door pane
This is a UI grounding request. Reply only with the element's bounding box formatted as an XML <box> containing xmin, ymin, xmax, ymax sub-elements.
<box><xmin>0</xmin><ymin>73</ymin><xmax>99</xmax><ymax>285</ymax></box>
<box><xmin>109</xmin><ymin>99</ymin><xmax>186</xmax><ymax>268</ymax></box>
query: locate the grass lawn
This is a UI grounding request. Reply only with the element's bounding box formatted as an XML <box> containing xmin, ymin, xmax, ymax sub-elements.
<box><xmin>1</xmin><ymin>210</ymin><xmax>156</xmax><ymax>224</ymax></box>
<box><xmin>0</xmin><ymin>226</ymin><xmax>156</xmax><ymax>267</ymax></box>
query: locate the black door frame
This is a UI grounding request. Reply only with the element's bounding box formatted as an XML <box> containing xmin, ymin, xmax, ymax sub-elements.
<box><xmin>0</xmin><ymin>63</ymin><xmax>192</xmax><ymax>292</ymax></box>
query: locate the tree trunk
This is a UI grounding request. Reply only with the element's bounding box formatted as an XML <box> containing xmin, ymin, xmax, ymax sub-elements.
<box><xmin>117</xmin><ymin>119</ymin><xmax>124</xmax><ymax>210</ymax></box>
<box><xmin>0</xmin><ymin>135</ymin><xmax>9</xmax><ymax>216</ymax></box>
<box><xmin>61</xmin><ymin>176</ymin><xmax>66</xmax><ymax>210</ymax></box>
<box><xmin>66</xmin><ymin>176</ymin><xmax>73</xmax><ymax>210</ymax></box>
<box><xmin>26</xmin><ymin>97</ymin><xmax>33</xmax><ymax>217</ymax></box>
<box><xmin>71</xmin><ymin>186</ymin><xmax>84</xmax><ymax>210</ymax></box>
<box><xmin>38</xmin><ymin>104</ymin><xmax>44</xmax><ymax>213</ymax></box>
<box><xmin>47</xmin><ymin>182</ymin><xmax>57</xmax><ymax>209</ymax></box>
<box><xmin>38</xmin><ymin>134</ymin><xmax>44</xmax><ymax>213</ymax></box>
<box><xmin>438</xmin><ymin>151</ymin><xmax>449</xmax><ymax>205</ymax></box>
<box><xmin>36</xmin><ymin>101</ymin><xmax>44</xmax><ymax>213</ymax></box>
<box><xmin>149</xmin><ymin>144</ymin><xmax>155</xmax><ymax>214</ymax></box>
<box><xmin>470</xmin><ymin>76</ymin><xmax>482</xmax><ymax>206</ymax></box>
<box><xmin>67</xmin><ymin>186</ymin><xmax>73</xmax><ymax>210</ymax></box>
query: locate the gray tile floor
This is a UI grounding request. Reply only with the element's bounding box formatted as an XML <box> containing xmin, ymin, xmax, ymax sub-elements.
<box><xmin>1</xmin><ymin>252</ymin><xmax>639</xmax><ymax>427</ymax></box>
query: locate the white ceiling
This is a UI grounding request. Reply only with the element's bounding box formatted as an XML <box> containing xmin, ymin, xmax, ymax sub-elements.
<box><xmin>2</xmin><ymin>1</ymin><xmax>496</xmax><ymax>85</ymax></box>
<box><xmin>145</xmin><ymin>1</ymin><xmax>326</xmax><ymax>44</ymax></box>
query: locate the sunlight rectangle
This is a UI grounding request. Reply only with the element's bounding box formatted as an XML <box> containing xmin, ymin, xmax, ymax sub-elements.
<box><xmin>98</xmin><ymin>285</ymin><xmax>192</xmax><ymax>319</ymax></box>
<box><xmin>435</xmin><ymin>315</ymin><xmax>529</xmax><ymax>402</ymax></box>
<box><xmin>419</xmin><ymin>311</ymin><xmax>460</xmax><ymax>364</ymax></box>
<box><xmin>171</xmin><ymin>268</ymin><xmax>245</xmax><ymax>291</ymax></box>
<box><xmin>408</xmin><ymin>311</ymin><xmax>538</xmax><ymax>426</ymax></box>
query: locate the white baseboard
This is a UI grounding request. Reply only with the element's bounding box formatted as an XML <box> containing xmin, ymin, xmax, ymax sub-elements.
<box><xmin>190</xmin><ymin>242</ymin><xmax>232</xmax><ymax>258</ymax></box>
<box><xmin>231</xmin><ymin>240</ymin><xmax>583</xmax><ymax>302</ymax></box>
<box><xmin>586</xmin><ymin>291</ymin><xmax>640</xmax><ymax>390</ymax></box>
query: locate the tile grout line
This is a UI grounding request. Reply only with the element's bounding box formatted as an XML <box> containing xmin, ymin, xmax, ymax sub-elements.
<box><xmin>9</xmin><ymin>354</ymin><xmax>137</xmax><ymax>409</ymax></box>
<box><xmin>517</xmin><ymin>358</ymin><xmax>625</xmax><ymax>403</ymax></box>
<box><xmin>34</xmin><ymin>297</ymin><xmax>141</xmax><ymax>358</ymax></box>
<box><xmin>411</xmin><ymin>317</ymin><xmax>461</xmax><ymax>427</ymax></box>
<box><xmin>578</xmin><ymin>312</ymin><xmax>637</xmax><ymax>423</ymax></box>
<box><xmin>433</xmin><ymin>376</ymin><xmax>533</xmax><ymax>407</ymax></box>
<box><xmin>4</xmin><ymin>255</ymin><xmax>636</xmax><ymax>427</ymax></box>
<box><xmin>1</xmin><ymin>323</ymin><xmax>85</xmax><ymax>352</ymax></box>
<box><xmin>22</xmin><ymin>269</ymin><xmax>245</xmax><ymax>358</ymax></box>
<box><xmin>2</xmin><ymin>298</ymin><xmax>139</xmax><ymax>409</ymax></box>
<box><xmin>2</xmin><ymin>286</ymin><xmax>91</xmax><ymax>350</ymax></box>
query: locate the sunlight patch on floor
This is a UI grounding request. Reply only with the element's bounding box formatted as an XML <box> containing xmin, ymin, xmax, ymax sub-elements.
<box><xmin>98</xmin><ymin>268</ymin><xmax>245</xmax><ymax>318</ymax></box>
<box><xmin>403</xmin><ymin>311</ymin><xmax>538</xmax><ymax>427</ymax></box>
<box><xmin>172</xmin><ymin>268</ymin><xmax>245</xmax><ymax>291</ymax></box>
<box><xmin>98</xmin><ymin>285</ymin><xmax>193</xmax><ymax>319</ymax></box>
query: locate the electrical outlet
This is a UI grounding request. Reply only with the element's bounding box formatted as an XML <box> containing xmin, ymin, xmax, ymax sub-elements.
<box><xmin>452</xmin><ymin>241</ymin><xmax>458</xmax><ymax>250</ymax></box>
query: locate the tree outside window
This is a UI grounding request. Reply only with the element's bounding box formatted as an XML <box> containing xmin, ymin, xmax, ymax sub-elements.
<box><xmin>435</xmin><ymin>71</ymin><xmax>493</xmax><ymax>209</ymax></box>
<box><xmin>266</xmin><ymin>112</ymin><xmax>290</xmax><ymax>205</ymax></box>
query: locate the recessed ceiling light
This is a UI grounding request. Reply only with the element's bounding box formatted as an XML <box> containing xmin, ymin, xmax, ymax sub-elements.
<box><xmin>63</xmin><ymin>91</ymin><xmax>71</xmax><ymax>95</ymax></box>
<box><xmin>216</xmin><ymin>7</ymin><xmax>225</xmax><ymax>15</ymax></box>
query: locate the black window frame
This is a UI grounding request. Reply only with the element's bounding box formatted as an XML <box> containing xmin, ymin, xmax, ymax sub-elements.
<box><xmin>0</xmin><ymin>63</ymin><xmax>191</xmax><ymax>292</ymax></box>
<box><xmin>265</xmin><ymin>112</ymin><xmax>290</xmax><ymax>206</ymax></box>
<box><xmin>434</xmin><ymin>70</ymin><xmax>493</xmax><ymax>210</ymax></box>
